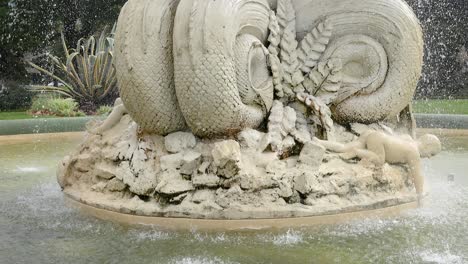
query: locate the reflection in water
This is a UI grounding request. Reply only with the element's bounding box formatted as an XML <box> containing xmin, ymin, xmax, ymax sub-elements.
<box><xmin>0</xmin><ymin>137</ymin><xmax>467</xmax><ymax>264</ymax></box>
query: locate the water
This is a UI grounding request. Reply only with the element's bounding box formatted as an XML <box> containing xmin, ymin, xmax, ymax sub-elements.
<box><xmin>0</xmin><ymin>136</ymin><xmax>467</xmax><ymax>264</ymax></box>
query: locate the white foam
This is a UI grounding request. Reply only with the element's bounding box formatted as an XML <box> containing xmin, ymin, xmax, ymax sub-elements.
<box><xmin>170</xmin><ymin>256</ymin><xmax>238</xmax><ymax>264</ymax></box>
<box><xmin>419</xmin><ymin>250</ymin><xmax>463</xmax><ymax>264</ymax></box>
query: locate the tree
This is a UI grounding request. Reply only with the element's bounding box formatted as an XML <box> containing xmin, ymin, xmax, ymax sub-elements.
<box><xmin>0</xmin><ymin>0</ymin><xmax>125</xmax><ymax>82</ymax></box>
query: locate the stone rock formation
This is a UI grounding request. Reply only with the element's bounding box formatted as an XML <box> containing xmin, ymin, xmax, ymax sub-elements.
<box><xmin>58</xmin><ymin>0</ymin><xmax>439</xmax><ymax>220</ymax></box>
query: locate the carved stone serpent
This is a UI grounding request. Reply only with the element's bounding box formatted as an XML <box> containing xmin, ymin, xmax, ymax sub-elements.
<box><xmin>292</xmin><ymin>0</ymin><xmax>423</xmax><ymax>123</ymax></box>
<box><xmin>114</xmin><ymin>0</ymin><xmax>423</xmax><ymax>137</ymax></box>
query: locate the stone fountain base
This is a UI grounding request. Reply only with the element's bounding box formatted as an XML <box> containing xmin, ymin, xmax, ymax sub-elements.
<box><xmin>58</xmin><ymin>114</ymin><xmax>417</xmax><ymax>220</ymax></box>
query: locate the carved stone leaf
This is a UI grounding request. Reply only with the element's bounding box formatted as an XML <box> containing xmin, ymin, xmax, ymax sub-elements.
<box><xmin>297</xmin><ymin>93</ymin><xmax>334</xmax><ymax>139</ymax></box>
<box><xmin>267</xmin><ymin>11</ymin><xmax>284</xmax><ymax>98</ymax></box>
<box><xmin>297</xmin><ymin>21</ymin><xmax>333</xmax><ymax>73</ymax></box>
<box><xmin>280</xmin><ymin>24</ymin><xmax>303</xmax><ymax>86</ymax></box>
<box><xmin>304</xmin><ymin>59</ymin><xmax>342</xmax><ymax>96</ymax></box>
<box><xmin>276</xmin><ymin>0</ymin><xmax>295</xmax><ymax>34</ymax></box>
<box><xmin>269</xmin><ymin>53</ymin><xmax>284</xmax><ymax>98</ymax></box>
<box><xmin>267</xmin><ymin>11</ymin><xmax>281</xmax><ymax>55</ymax></box>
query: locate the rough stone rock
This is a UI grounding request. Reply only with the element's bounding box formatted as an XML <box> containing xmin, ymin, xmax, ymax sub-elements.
<box><xmin>180</xmin><ymin>150</ymin><xmax>202</xmax><ymax>175</ymax></box>
<box><xmin>294</xmin><ymin>171</ymin><xmax>319</xmax><ymax>195</ymax></box>
<box><xmin>191</xmin><ymin>189</ymin><xmax>216</xmax><ymax>204</ymax></box>
<box><xmin>212</xmin><ymin>140</ymin><xmax>241</xmax><ymax>166</ymax></box>
<box><xmin>74</xmin><ymin>153</ymin><xmax>94</xmax><ymax>172</ymax></box>
<box><xmin>212</xmin><ymin>140</ymin><xmax>242</xmax><ymax>178</ymax></box>
<box><xmin>305</xmin><ymin>194</ymin><xmax>343</xmax><ymax>206</ymax></box>
<box><xmin>91</xmin><ymin>182</ymin><xmax>107</xmax><ymax>192</ymax></box>
<box><xmin>215</xmin><ymin>185</ymin><xmax>243</xmax><ymax>208</ymax></box>
<box><xmin>285</xmin><ymin>157</ymin><xmax>299</xmax><ymax>168</ymax></box>
<box><xmin>277</xmin><ymin>179</ymin><xmax>294</xmax><ymax>198</ymax></box>
<box><xmin>106</xmin><ymin>178</ymin><xmax>127</xmax><ymax>192</ymax></box>
<box><xmin>299</xmin><ymin>142</ymin><xmax>325</xmax><ymax>167</ymax></box>
<box><xmin>115</xmin><ymin>161</ymin><xmax>157</xmax><ymax>196</ymax></box>
<box><xmin>160</xmin><ymin>153</ymin><xmax>184</xmax><ymax>171</ymax></box>
<box><xmin>169</xmin><ymin>192</ymin><xmax>189</xmax><ymax>204</ymax></box>
<box><xmin>282</xmin><ymin>136</ymin><xmax>296</xmax><ymax>151</ymax></box>
<box><xmin>192</xmin><ymin>174</ymin><xmax>220</xmax><ymax>187</ymax></box>
<box><xmin>95</xmin><ymin>162</ymin><xmax>116</xmax><ymax>179</ymax></box>
<box><xmin>155</xmin><ymin>171</ymin><xmax>194</xmax><ymax>195</ymax></box>
<box><xmin>265</xmin><ymin>159</ymin><xmax>286</xmax><ymax>174</ymax></box>
<box><xmin>238</xmin><ymin>129</ymin><xmax>265</xmax><ymax>149</ymax></box>
<box><xmin>257</xmin><ymin>132</ymin><xmax>274</xmax><ymax>152</ymax></box>
<box><xmin>240</xmin><ymin>172</ymin><xmax>278</xmax><ymax>191</ymax></box>
<box><xmin>57</xmin><ymin>155</ymin><xmax>71</xmax><ymax>188</ymax></box>
<box><xmin>197</xmin><ymin>161</ymin><xmax>211</xmax><ymax>174</ymax></box>
<box><xmin>287</xmin><ymin>191</ymin><xmax>302</xmax><ymax>204</ymax></box>
<box><xmin>245</xmin><ymin>152</ymin><xmax>278</xmax><ymax>169</ymax></box>
<box><xmin>164</xmin><ymin>132</ymin><xmax>196</xmax><ymax>153</ymax></box>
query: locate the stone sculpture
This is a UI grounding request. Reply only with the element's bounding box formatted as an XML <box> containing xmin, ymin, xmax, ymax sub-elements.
<box><xmin>57</xmin><ymin>0</ymin><xmax>438</xmax><ymax>220</ymax></box>
<box><xmin>314</xmin><ymin>132</ymin><xmax>441</xmax><ymax>200</ymax></box>
<box><xmin>114</xmin><ymin>0</ymin><xmax>423</xmax><ymax>137</ymax></box>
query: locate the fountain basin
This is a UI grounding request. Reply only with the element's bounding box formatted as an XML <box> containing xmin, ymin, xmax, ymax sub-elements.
<box><xmin>1</xmin><ymin>131</ymin><xmax>467</xmax><ymax>263</ymax></box>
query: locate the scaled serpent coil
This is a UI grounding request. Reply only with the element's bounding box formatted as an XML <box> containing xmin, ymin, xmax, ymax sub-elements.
<box><xmin>114</xmin><ymin>0</ymin><xmax>423</xmax><ymax>138</ymax></box>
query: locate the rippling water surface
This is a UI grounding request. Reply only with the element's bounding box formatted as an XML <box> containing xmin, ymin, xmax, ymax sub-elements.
<box><xmin>0</xmin><ymin>136</ymin><xmax>467</xmax><ymax>264</ymax></box>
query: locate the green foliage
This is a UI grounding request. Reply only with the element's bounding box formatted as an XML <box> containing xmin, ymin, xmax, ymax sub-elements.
<box><xmin>30</xmin><ymin>95</ymin><xmax>85</xmax><ymax>117</ymax></box>
<box><xmin>0</xmin><ymin>0</ymin><xmax>126</xmax><ymax>81</ymax></box>
<box><xmin>97</xmin><ymin>105</ymin><xmax>113</xmax><ymax>116</ymax></box>
<box><xmin>0</xmin><ymin>80</ymin><xmax>33</xmax><ymax>111</ymax></box>
<box><xmin>413</xmin><ymin>99</ymin><xmax>468</xmax><ymax>115</ymax></box>
<box><xmin>27</xmin><ymin>26</ymin><xmax>118</xmax><ymax>113</ymax></box>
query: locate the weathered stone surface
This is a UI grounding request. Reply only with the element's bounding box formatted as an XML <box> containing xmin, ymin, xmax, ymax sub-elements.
<box><xmin>95</xmin><ymin>162</ymin><xmax>116</xmax><ymax>179</ymax></box>
<box><xmin>115</xmin><ymin>161</ymin><xmax>157</xmax><ymax>196</ymax></box>
<box><xmin>191</xmin><ymin>190</ymin><xmax>216</xmax><ymax>204</ymax></box>
<box><xmin>293</xmin><ymin>171</ymin><xmax>319</xmax><ymax>195</ymax></box>
<box><xmin>180</xmin><ymin>150</ymin><xmax>202</xmax><ymax>175</ymax></box>
<box><xmin>164</xmin><ymin>132</ymin><xmax>196</xmax><ymax>153</ymax></box>
<box><xmin>192</xmin><ymin>174</ymin><xmax>220</xmax><ymax>187</ymax></box>
<box><xmin>240</xmin><ymin>172</ymin><xmax>278</xmax><ymax>191</ymax></box>
<box><xmin>212</xmin><ymin>140</ymin><xmax>241</xmax><ymax>167</ymax></box>
<box><xmin>238</xmin><ymin>129</ymin><xmax>265</xmax><ymax>149</ymax></box>
<box><xmin>58</xmin><ymin>104</ymin><xmax>422</xmax><ymax>219</ymax></box>
<box><xmin>106</xmin><ymin>178</ymin><xmax>127</xmax><ymax>192</ymax></box>
<box><xmin>91</xmin><ymin>182</ymin><xmax>107</xmax><ymax>192</ymax></box>
<box><xmin>74</xmin><ymin>153</ymin><xmax>94</xmax><ymax>172</ymax></box>
<box><xmin>170</xmin><ymin>193</ymin><xmax>189</xmax><ymax>204</ymax></box>
<box><xmin>212</xmin><ymin>140</ymin><xmax>242</xmax><ymax>178</ymax></box>
<box><xmin>265</xmin><ymin>160</ymin><xmax>286</xmax><ymax>174</ymax></box>
<box><xmin>160</xmin><ymin>153</ymin><xmax>184</xmax><ymax>171</ymax></box>
<box><xmin>155</xmin><ymin>171</ymin><xmax>194</xmax><ymax>195</ymax></box>
<box><xmin>299</xmin><ymin>142</ymin><xmax>325</xmax><ymax>167</ymax></box>
<box><xmin>57</xmin><ymin>155</ymin><xmax>71</xmax><ymax>188</ymax></box>
<box><xmin>215</xmin><ymin>185</ymin><xmax>243</xmax><ymax>208</ymax></box>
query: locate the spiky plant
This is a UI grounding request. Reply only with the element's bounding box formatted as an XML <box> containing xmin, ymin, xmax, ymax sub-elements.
<box><xmin>27</xmin><ymin>25</ymin><xmax>118</xmax><ymax>113</ymax></box>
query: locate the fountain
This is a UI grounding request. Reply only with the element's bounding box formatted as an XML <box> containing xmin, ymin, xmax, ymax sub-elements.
<box><xmin>56</xmin><ymin>0</ymin><xmax>442</xmax><ymax>226</ymax></box>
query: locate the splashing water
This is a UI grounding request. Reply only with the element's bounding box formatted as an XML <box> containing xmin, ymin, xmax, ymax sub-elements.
<box><xmin>0</xmin><ymin>136</ymin><xmax>467</xmax><ymax>263</ymax></box>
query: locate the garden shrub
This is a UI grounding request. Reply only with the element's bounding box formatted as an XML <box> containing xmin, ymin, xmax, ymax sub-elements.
<box><xmin>0</xmin><ymin>80</ymin><xmax>33</xmax><ymax>111</ymax></box>
<box><xmin>97</xmin><ymin>105</ymin><xmax>113</xmax><ymax>116</ymax></box>
<box><xmin>30</xmin><ymin>95</ymin><xmax>85</xmax><ymax>117</ymax></box>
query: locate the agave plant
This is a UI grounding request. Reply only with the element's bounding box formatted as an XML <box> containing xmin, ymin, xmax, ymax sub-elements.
<box><xmin>27</xmin><ymin>25</ymin><xmax>118</xmax><ymax>113</ymax></box>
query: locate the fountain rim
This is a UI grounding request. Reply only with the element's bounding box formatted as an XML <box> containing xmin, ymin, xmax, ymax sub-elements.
<box><xmin>65</xmin><ymin>195</ymin><xmax>419</xmax><ymax>231</ymax></box>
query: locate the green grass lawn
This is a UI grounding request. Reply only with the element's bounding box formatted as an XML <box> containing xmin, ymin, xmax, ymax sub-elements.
<box><xmin>413</xmin><ymin>99</ymin><xmax>468</xmax><ymax>115</ymax></box>
<box><xmin>0</xmin><ymin>111</ymin><xmax>34</xmax><ymax>120</ymax></box>
<box><xmin>0</xmin><ymin>111</ymin><xmax>60</xmax><ymax>120</ymax></box>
